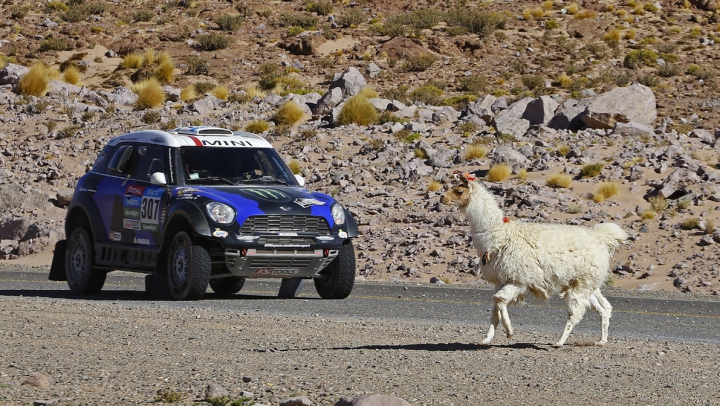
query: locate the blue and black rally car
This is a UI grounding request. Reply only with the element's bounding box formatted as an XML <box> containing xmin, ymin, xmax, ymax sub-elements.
<box><xmin>49</xmin><ymin>126</ymin><xmax>358</xmax><ymax>300</ymax></box>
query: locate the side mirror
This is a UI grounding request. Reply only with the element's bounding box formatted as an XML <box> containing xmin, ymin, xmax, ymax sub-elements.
<box><xmin>150</xmin><ymin>172</ymin><xmax>167</xmax><ymax>186</ymax></box>
<box><xmin>294</xmin><ymin>174</ymin><xmax>305</xmax><ymax>186</ymax></box>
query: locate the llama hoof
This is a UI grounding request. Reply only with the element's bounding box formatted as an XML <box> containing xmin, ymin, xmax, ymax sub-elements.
<box><xmin>480</xmin><ymin>338</ymin><xmax>492</xmax><ymax>346</ymax></box>
<box><xmin>477</xmin><ymin>342</ymin><xmax>491</xmax><ymax>347</ymax></box>
<box><xmin>506</xmin><ymin>333</ymin><xmax>513</xmax><ymax>339</ymax></box>
<box><xmin>594</xmin><ymin>341</ymin><xmax>607</xmax><ymax>347</ymax></box>
<box><xmin>551</xmin><ymin>343</ymin><xmax>564</xmax><ymax>348</ymax></box>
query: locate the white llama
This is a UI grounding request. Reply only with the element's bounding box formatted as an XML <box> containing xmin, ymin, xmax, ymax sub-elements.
<box><xmin>441</xmin><ymin>173</ymin><xmax>628</xmax><ymax>347</ymax></box>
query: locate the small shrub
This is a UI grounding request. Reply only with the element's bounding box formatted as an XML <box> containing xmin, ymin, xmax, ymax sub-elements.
<box><xmin>648</xmin><ymin>195</ymin><xmax>668</xmax><ymax>212</ymax></box>
<box><xmin>557</xmin><ymin>144</ymin><xmax>570</xmax><ymax>157</ymax></box>
<box><xmin>681</xmin><ymin>218</ymin><xmax>700</xmax><ymax>230</ymax></box>
<box><xmin>603</xmin><ymin>29</ymin><xmax>621</xmax><ymax>46</ymax></box>
<box><xmin>545</xmin><ymin>19</ymin><xmax>559</xmax><ymax>29</ymax></box>
<box><xmin>132</xmin><ymin>77</ymin><xmax>166</xmax><ymax>109</ymax></box>
<box><xmin>197</xmin><ymin>32</ymin><xmax>231</xmax><ymax>51</ymax></box>
<box><xmin>580</xmin><ymin>163</ymin><xmax>603</xmax><ymax>178</ymax></box>
<box><xmin>427</xmin><ymin>180</ymin><xmax>442</xmax><ymax>193</ymax></box>
<box><xmin>676</xmin><ymin>198</ymin><xmax>692</xmax><ymax>210</ymax></box>
<box><xmin>141</xmin><ymin>110</ymin><xmax>162</xmax><ymax>124</ymax></box>
<box><xmin>307</xmin><ymin>1</ymin><xmax>333</xmax><ymax>16</ymax></box>
<box><xmin>39</xmin><ymin>38</ymin><xmax>68</xmax><ymax>52</ymax></box>
<box><xmin>17</xmin><ymin>63</ymin><xmax>51</xmax><ymax>97</ymax></box>
<box><xmin>487</xmin><ymin>163</ymin><xmax>512</xmax><ymax>182</ymax></box>
<box><xmin>521</xmin><ymin>74</ymin><xmax>543</xmax><ymax>90</ymax></box>
<box><xmin>245</xmin><ymin>120</ymin><xmax>271</xmax><ymax>134</ymax></box>
<box><xmin>640</xmin><ymin>209</ymin><xmax>657</xmax><ymax>220</ymax></box>
<box><xmin>574</xmin><ymin>9</ymin><xmax>596</xmax><ymax>19</ymax></box>
<box><xmin>121</xmin><ymin>53</ymin><xmax>144</xmax><ymax>69</ymax></box>
<box><xmin>155</xmin><ymin>60</ymin><xmax>175</xmax><ymax>84</ymax></box>
<box><xmin>638</xmin><ymin>75</ymin><xmax>660</xmax><ymax>87</ymax></box>
<box><xmin>215</xmin><ymin>14</ymin><xmax>244</xmax><ymax>31</ymax></box>
<box><xmin>567</xmin><ymin>203</ymin><xmax>583</xmax><ymax>214</ymax></box>
<box><xmin>445</xmin><ymin>9</ymin><xmax>506</xmax><ymax>37</ymax></box>
<box><xmin>409</xmin><ymin>85</ymin><xmax>443</xmax><ymax>105</ymax></box>
<box><xmin>442</xmin><ymin>94</ymin><xmax>477</xmax><ymax>111</ymax></box>
<box><xmin>658</xmin><ymin>63</ymin><xmax>681</xmax><ymax>77</ymax></box>
<box><xmin>624</xmin><ymin>49</ymin><xmax>659</xmax><ymax>69</ymax></box>
<box><xmin>194</xmin><ymin>82</ymin><xmax>216</xmax><ymax>95</ymax></box>
<box><xmin>464</xmin><ymin>143</ymin><xmax>488</xmax><ymax>161</ymax></box>
<box><xmin>458</xmin><ymin>75</ymin><xmax>487</xmax><ymax>94</ymax></box>
<box><xmin>402</xmin><ymin>54</ymin><xmax>437</xmax><ymax>72</ymax></box>
<box><xmin>336</xmin><ymin>9</ymin><xmax>365</xmax><ymax>28</ymax></box>
<box><xmin>381</xmin><ymin>85</ymin><xmax>409</xmax><ymax>104</ymax></box>
<box><xmin>279</xmin><ymin>13</ymin><xmax>318</xmax><ymax>29</ymax></box>
<box><xmin>705</xmin><ymin>220</ymin><xmax>715</xmax><ymax>235</ymax></box>
<box><xmin>336</xmin><ymin>95</ymin><xmax>378</xmax><ymax>126</ymax></box>
<box><xmin>185</xmin><ymin>55</ymin><xmax>208</xmax><ymax>75</ymax></box>
<box><xmin>546</xmin><ymin>173</ymin><xmax>572</xmax><ymax>188</ymax></box>
<box><xmin>133</xmin><ymin>9</ymin><xmax>154</xmax><ymax>22</ymax></box>
<box><xmin>686</xmin><ymin>64</ymin><xmax>715</xmax><ymax>80</ymax></box>
<box><xmin>273</xmin><ymin>100</ymin><xmax>305</xmax><ymax>125</ymax></box>
<box><xmin>154</xmin><ymin>389</ymin><xmax>185</xmax><ymax>403</ymax></box>
<box><xmin>404</xmin><ymin>132</ymin><xmax>421</xmax><ymax>144</ymax></box>
<box><xmin>10</xmin><ymin>4</ymin><xmax>32</xmax><ymax>19</ymax></box>
<box><xmin>300</xmin><ymin>129</ymin><xmax>317</xmax><ymax>139</ymax></box>
<box><xmin>458</xmin><ymin>122</ymin><xmax>479</xmax><ymax>136</ymax></box>
<box><xmin>566</xmin><ymin>2</ymin><xmax>579</xmax><ymax>14</ymax></box>
<box><xmin>357</xmin><ymin>85</ymin><xmax>379</xmax><ymax>99</ymax></box>
<box><xmin>287</xmin><ymin>160</ymin><xmax>301</xmax><ymax>174</ymax></box>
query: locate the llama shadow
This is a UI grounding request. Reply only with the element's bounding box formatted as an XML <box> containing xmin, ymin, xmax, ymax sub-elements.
<box><xmin>329</xmin><ymin>342</ymin><xmax>549</xmax><ymax>352</ymax></box>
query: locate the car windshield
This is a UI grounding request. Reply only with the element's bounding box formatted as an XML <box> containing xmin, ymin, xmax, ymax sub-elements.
<box><xmin>180</xmin><ymin>147</ymin><xmax>298</xmax><ymax>186</ymax></box>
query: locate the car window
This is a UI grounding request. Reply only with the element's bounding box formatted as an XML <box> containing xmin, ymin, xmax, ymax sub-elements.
<box><xmin>132</xmin><ymin>145</ymin><xmax>166</xmax><ymax>182</ymax></box>
<box><xmin>105</xmin><ymin>145</ymin><xmax>133</xmax><ymax>176</ymax></box>
<box><xmin>180</xmin><ymin>147</ymin><xmax>297</xmax><ymax>185</ymax></box>
<box><xmin>91</xmin><ymin>145</ymin><xmax>113</xmax><ymax>173</ymax></box>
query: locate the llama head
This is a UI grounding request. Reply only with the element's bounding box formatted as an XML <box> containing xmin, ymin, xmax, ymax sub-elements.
<box><xmin>440</xmin><ymin>176</ymin><xmax>475</xmax><ymax>207</ymax></box>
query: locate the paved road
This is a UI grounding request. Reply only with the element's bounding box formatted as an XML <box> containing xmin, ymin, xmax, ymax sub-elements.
<box><xmin>1</xmin><ymin>266</ymin><xmax>719</xmax><ymax>345</ymax></box>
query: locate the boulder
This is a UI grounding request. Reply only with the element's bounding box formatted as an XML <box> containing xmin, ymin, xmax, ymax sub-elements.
<box><xmin>612</xmin><ymin>121</ymin><xmax>655</xmax><ymax>138</ymax></box>
<box><xmin>330</xmin><ymin>67</ymin><xmax>367</xmax><ymax>97</ymax></box>
<box><xmin>492</xmin><ymin>145</ymin><xmax>530</xmax><ymax>171</ymax></box>
<box><xmin>334</xmin><ymin>395</ymin><xmax>413</xmax><ymax>406</ymax></box>
<box><xmin>492</xmin><ymin>97</ymin><xmax>533</xmax><ymax>138</ymax></box>
<box><xmin>657</xmin><ymin>168</ymin><xmax>701</xmax><ymax>198</ymax></box>
<box><xmin>0</xmin><ymin>63</ymin><xmax>29</xmax><ymax>85</ymax></box>
<box><xmin>463</xmin><ymin>94</ymin><xmax>496</xmax><ymax>124</ymax></box>
<box><xmin>547</xmin><ymin>98</ymin><xmax>592</xmax><ymax>130</ymax></box>
<box><xmin>522</xmin><ymin>95</ymin><xmax>559</xmax><ymax>125</ymax></box>
<box><xmin>313</xmin><ymin>87</ymin><xmax>343</xmax><ymax>116</ymax></box>
<box><xmin>580</xmin><ymin>84</ymin><xmax>657</xmax><ymax>129</ymax></box>
<box><xmin>282</xmin><ymin>35</ymin><xmax>326</xmax><ymax>55</ymax></box>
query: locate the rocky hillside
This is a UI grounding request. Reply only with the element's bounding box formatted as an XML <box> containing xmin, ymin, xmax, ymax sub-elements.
<box><xmin>1</xmin><ymin>0</ymin><xmax>720</xmax><ymax>295</ymax></box>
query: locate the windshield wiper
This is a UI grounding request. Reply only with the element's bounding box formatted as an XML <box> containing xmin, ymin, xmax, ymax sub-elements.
<box><xmin>236</xmin><ymin>176</ymin><xmax>288</xmax><ymax>185</ymax></box>
<box><xmin>195</xmin><ymin>177</ymin><xmax>240</xmax><ymax>185</ymax></box>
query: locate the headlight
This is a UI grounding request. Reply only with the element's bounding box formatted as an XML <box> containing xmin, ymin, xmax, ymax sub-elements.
<box><xmin>206</xmin><ymin>202</ymin><xmax>235</xmax><ymax>224</ymax></box>
<box><xmin>331</xmin><ymin>203</ymin><xmax>346</xmax><ymax>225</ymax></box>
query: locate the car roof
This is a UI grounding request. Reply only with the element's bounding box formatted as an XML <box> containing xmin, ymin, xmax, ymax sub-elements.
<box><xmin>106</xmin><ymin>126</ymin><xmax>274</xmax><ymax>148</ymax></box>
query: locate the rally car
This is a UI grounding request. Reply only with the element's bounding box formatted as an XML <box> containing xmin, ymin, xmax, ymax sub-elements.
<box><xmin>49</xmin><ymin>126</ymin><xmax>358</xmax><ymax>300</ymax></box>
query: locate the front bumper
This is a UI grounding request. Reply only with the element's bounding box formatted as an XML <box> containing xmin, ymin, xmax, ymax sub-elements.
<box><xmin>224</xmin><ymin>247</ymin><xmax>338</xmax><ymax>278</ymax></box>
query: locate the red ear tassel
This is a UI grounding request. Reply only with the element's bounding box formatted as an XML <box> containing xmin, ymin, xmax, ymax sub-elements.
<box><xmin>452</xmin><ymin>170</ymin><xmax>476</xmax><ymax>182</ymax></box>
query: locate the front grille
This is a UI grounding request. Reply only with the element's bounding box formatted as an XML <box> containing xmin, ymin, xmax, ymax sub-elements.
<box><xmin>239</xmin><ymin>215</ymin><xmax>330</xmax><ymax>235</ymax></box>
<box><xmin>257</xmin><ymin>236</ymin><xmax>316</xmax><ymax>244</ymax></box>
<box><xmin>247</xmin><ymin>257</ymin><xmax>315</xmax><ymax>268</ymax></box>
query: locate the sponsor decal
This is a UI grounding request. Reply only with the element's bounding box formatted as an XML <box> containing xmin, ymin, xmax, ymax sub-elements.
<box><xmin>315</xmin><ymin>236</ymin><xmax>334</xmax><ymax>241</ymax></box>
<box><xmin>124</xmin><ymin>196</ymin><xmax>141</xmax><ymax>208</ymax></box>
<box><xmin>294</xmin><ymin>198</ymin><xmax>325</xmax><ymax>208</ymax></box>
<box><xmin>108</xmin><ymin>231</ymin><xmax>122</xmax><ymax>241</ymax></box>
<box><xmin>212</xmin><ymin>228</ymin><xmax>229</xmax><ymax>238</ymax></box>
<box><xmin>133</xmin><ymin>237</ymin><xmax>151</xmax><ymax>245</ymax></box>
<box><xmin>140</xmin><ymin>188</ymin><xmax>163</xmax><ymax>229</ymax></box>
<box><xmin>123</xmin><ymin>207</ymin><xmax>141</xmax><ymax>218</ymax></box>
<box><xmin>141</xmin><ymin>223</ymin><xmax>159</xmax><ymax>232</ymax></box>
<box><xmin>338</xmin><ymin>229</ymin><xmax>347</xmax><ymax>239</ymax></box>
<box><xmin>125</xmin><ymin>185</ymin><xmax>145</xmax><ymax>196</ymax></box>
<box><xmin>280</xmin><ymin>206</ymin><xmax>292</xmax><ymax>211</ymax></box>
<box><xmin>264</xmin><ymin>243</ymin><xmax>311</xmax><ymax>248</ymax></box>
<box><xmin>241</xmin><ymin>188</ymin><xmax>290</xmax><ymax>201</ymax></box>
<box><xmin>144</xmin><ymin>187</ymin><xmax>163</xmax><ymax>197</ymax></box>
<box><xmin>278</xmin><ymin>232</ymin><xmax>298</xmax><ymax>236</ymax></box>
<box><xmin>150</xmin><ymin>136</ymin><xmax>164</xmax><ymax>143</ymax></box>
<box><xmin>254</xmin><ymin>268</ymin><xmax>299</xmax><ymax>276</ymax></box>
<box><xmin>123</xmin><ymin>218</ymin><xmax>141</xmax><ymax>230</ymax></box>
<box><xmin>236</xmin><ymin>235</ymin><xmax>259</xmax><ymax>241</ymax></box>
<box><xmin>176</xmin><ymin>187</ymin><xmax>199</xmax><ymax>196</ymax></box>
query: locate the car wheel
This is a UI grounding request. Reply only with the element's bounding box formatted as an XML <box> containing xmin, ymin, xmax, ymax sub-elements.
<box><xmin>314</xmin><ymin>241</ymin><xmax>355</xmax><ymax>299</ymax></box>
<box><xmin>166</xmin><ymin>231</ymin><xmax>211</xmax><ymax>300</ymax></box>
<box><xmin>209</xmin><ymin>276</ymin><xmax>246</xmax><ymax>295</ymax></box>
<box><xmin>65</xmin><ymin>227</ymin><xmax>106</xmax><ymax>294</ymax></box>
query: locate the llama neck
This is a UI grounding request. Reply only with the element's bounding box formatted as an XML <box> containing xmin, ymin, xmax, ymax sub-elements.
<box><xmin>460</xmin><ymin>184</ymin><xmax>506</xmax><ymax>243</ymax></box>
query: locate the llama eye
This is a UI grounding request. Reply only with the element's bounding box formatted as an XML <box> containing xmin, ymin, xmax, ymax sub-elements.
<box><xmin>455</xmin><ymin>190</ymin><xmax>463</xmax><ymax>195</ymax></box>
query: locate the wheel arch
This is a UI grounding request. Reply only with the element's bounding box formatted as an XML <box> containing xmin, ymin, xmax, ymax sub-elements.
<box><xmin>65</xmin><ymin>194</ymin><xmax>106</xmax><ymax>242</ymax></box>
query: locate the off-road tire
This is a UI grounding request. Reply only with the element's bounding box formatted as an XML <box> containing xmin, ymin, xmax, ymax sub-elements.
<box><xmin>65</xmin><ymin>227</ymin><xmax>106</xmax><ymax>294</ymax></box>
<box><xmin>209</xmin><ymin>276</ymin><xmax>246</xmax><ymax>295</ymax></box>
<box><xmin>314</xmin><ymin>241</ymin><xmax>355</xmax><ymax>299</ymax></box>
<box><xmin>166</xmin><ymin>231</ymin><xmax>211</xmax><ymax>300</ymax></box>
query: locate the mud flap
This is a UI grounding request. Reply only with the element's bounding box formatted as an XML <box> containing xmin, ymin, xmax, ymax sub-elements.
<box><xmin>145</xmin><ymin>273</ymin><xmax>172</xmax><ymax>299</ymax></box>
<box><xmin>278</xmin><ymin>278</ymin><xmax>305</xmax><ymax>298</ymax></box>
<box><xmin>48</xmin><ymin>240</ymin><xmax>67</xmax><ymax>281</ymax></box>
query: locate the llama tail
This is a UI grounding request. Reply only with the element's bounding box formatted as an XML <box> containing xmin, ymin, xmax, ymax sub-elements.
<box><xmin>591</xmin><ymin>223</ymin><xmax>628</xmax><ymax>256</ymax></box>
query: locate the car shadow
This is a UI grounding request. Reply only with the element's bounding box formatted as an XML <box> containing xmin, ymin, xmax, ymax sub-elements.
<box><xmin>0</xmin><ymin>289</ymin><xmax>319</xmax><ymax>302</ymax></box>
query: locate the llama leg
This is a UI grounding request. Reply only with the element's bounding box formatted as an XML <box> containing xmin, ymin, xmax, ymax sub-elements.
<box><xmin>554</xmin><ymin>291</ymin><xmax>591</xmax><ymax>348</ymax></box>
<box><xmin>487</xmin><ymin>284</ymin><xmax>526</xmax><ymax>342</ymax></box>
<box><xmin>479</xmin><ymin>301</ymin><xmax>501</xmax><ymax>345</ymax></box>
<box><xmin>590</xmin><ymin>289</ymin><xmax>613</xmax><ymax>346</ymax></box>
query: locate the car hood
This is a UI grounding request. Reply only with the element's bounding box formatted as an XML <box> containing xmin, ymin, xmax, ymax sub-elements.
<box><xmin>172</xmin><ymin>185</ymin><xmax>341</xmax><ymax>227</ymax></box>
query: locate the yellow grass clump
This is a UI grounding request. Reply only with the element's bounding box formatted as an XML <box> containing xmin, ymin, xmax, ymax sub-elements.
<box><xmin>143</xmin><ymin>49</ymin><xmax>156</xmax><ymax>66</ymax></box>
<box><xmin>640</xmin><ymin>209</ymin><xmax>657</xmax><ymax>220</ymax></box>
<box><xmin>211</xmin><ymin>85</ymin><xmax>229</xmax><ymax>100</ymax></box>
<box><xmin>357</xmin><ymin>85</ymin><xmax>379</xmax><ymax>99</ymax></box>
<box><xmin>604</xmin><ymin>28</ymin><xmax>622</xmax><ymax>44</ymax></box>
<box><xmin>287</xmin><ymin>159</ymin><xmax>301</xmax><ymax>174</ymax></box>
<box><xmin>427</xmin><ymin>180</ymin><xmax>442</xmax><ymax>193</ymax></box>
<box><xmin>245</xmin><ymin>85</ymin><xmax>266</xmax><ymax>99</ymax></box>
<box><xmin>566</xmin><ymin>2</ymin><xmax>579</xmax><ymax>14</ymax></box>
<box><xmin>121</xmin><ymin>53</ymin><xmax>144</xmax><ymax>69</ymax></box>
<box><xmin>558</xmin><ymin>73</ymin><xmax>572</xmax><ymax>88</ymax></box>
<box><xmin>156</xmin><ymin>51</ymin><xmax>173</xmax><ymax>66</ymax></box>
<box><xmin>273</xmin><ymin>100</ymin><xmax>305</xmax><ymax>125</ymax></box>
<box><xmin>517</xmin><ymin>168</ymin><xmax>528</xmax><ymax>181</ymax></box>
<box><xmin>132</xmin><ymin>77</ymin><xmax>166</xmax><ymax>109</ymax></box>
<box><xmin>486</xmin><ymin>163</ymin><xmax>512</xmax><ymax>182</ymax></box>
<box><xmin>63</xmin><ymin>65</ymin><xmax>82</xmax><ymax>86</ymax></box>
<box><xmin>245</xmin><ymin>120</ymin><xmax>271</xmax><ymax>134</ymax></box>
<box><xmin>546</xmin><ymin>173</ymin><xmax>572</xmax><ymax>188</ymax></box>
<box><xmin>180</xmin><ymin>85</ymin><xmax>197</xmax><ymax>101</ymax></box>
<box><xmin>542</xmin><ymin>0</ymin><xmax>554</xmax><ymax>10</ymax></box>
<box><xmin>155</xmin><ymin>60</ymin><xmax>175</xmax><ymax>84</ymax></box>
<box><xmin>17</xmin><ymin>62</ymin><xmax>52</xmax><ymax>97</ymax></box>
<box><xmin>595</xmin><ymin>181</ymin><xmax>620</xmax><ymax>201</ymax></box>
<box><xmin>336</xmin><ymin>95</ymin><xmax>378</xmax><ymax>126</ymax></box>
<box><xmin>464</xmin><ymin>143</ymin><xmax>488</xmax><ymax>161</ymax></box>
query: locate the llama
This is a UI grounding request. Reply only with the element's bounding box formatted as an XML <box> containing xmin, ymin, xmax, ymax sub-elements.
<box><xmin>440</xmin><ymin>172</ymin><xmax>628</xmax><ymax>347</ymax></box>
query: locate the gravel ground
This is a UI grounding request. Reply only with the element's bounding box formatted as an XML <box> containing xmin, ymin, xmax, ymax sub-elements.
<box><xmin>1</xmin><ymin>280</ymin><xmax>720</xmax><ymax>406</ymax></box>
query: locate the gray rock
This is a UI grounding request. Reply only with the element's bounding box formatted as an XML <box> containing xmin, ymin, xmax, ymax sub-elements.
<box><xmin>334</xmin><ymin>394</ymin><xmax>413</xmax><ymax>406</ymax></box>
<box><xmin>689</xmin><ymin>128</ymin><xmax>715</xmax><ymax>145</ymax></box>
<box><xmin>492</xmin><ymin>97</ymin><xmax>533</xmax><ymax>138</ymax></box>
<box><xmin>463</xmin><ymin>95</ymin><xmax>497</xmax><ymax>124</ymax></box>
<box><xmin>522</xmin><ymin>95</ymin><xmax>559</xmax><ymax>125</ymax></box>
<box><xmin>0</xmin><ymin>63</ymin><xmax>29</xmax><ymax>85</ymax></box>
<box><xmin>22</xmin><ymin>373</ymin><xmax>50</xmax><ymax>388</ymax></box>
<box><xmin>548</xmin><ymin>98</ymin><xmax>592</xmax><ymax>130</ymax></box>
<box><xmin>205</xmin><ymin>383</ymin><xmax>229</xmax><ymax>399</ymax></box>
<box><xmin>330</xmin><ymin>67</ymin><xmax>367</xmax><ymax>97</ymax></box>
<box><xmin>46</xmin><ymin>80</ymin><xmax>82</xmax><ymax>96</ymax></box>
<box><xmin>99</xmin><ymin>86</ymin><xmax>138</xmax><ymax>106</ymax></box>
<box><xmin>313</xmin><ymin>87</ymin><xmax>343</xmax><ymax>116</ymax></box>
<box><xmin>0</xmin><ymin>217</ymin><xmax>31</xmax><ymax>240</ymax></box>
<box><xmin>185</xmin><ymin>95</ymin><xmax>221</xmax><ymax>115</ymax></box>
<box><xmin>56</xmin><ymin>190</ymin><xmax>74</xmax><ymax>207</ymax></box>
<box><xmin>613</xmin><ymin>121</ymin><xmax>655</xmax><ymax>138</ymax></box>
<box><xmin>366</xmin><ymin>62</ymin><xmax>381</xmax><ymax>78</ymax></box>
<box><xmin>658</xmin><ymin>168</ymin><xmax>701</xmax><ymax>198</ymax></box>
<box><xmin>367</xmin><ymin>97</ymin><xmax>392</xmax><ymax>111</ymax></box>
<box><xmin>280</xmin><ymin>396</ymin><xmax>313</xmax><ymax>406</ymax></box>
<box><xmin>432</xmin><ymin>106</ymin><xmax>459</xmax><ymax>124</ymax></box>
<box><xmin>492</xmin><ymin>145</ymin><xmax>530</xmax><ymax>171</ymax></box>
<box><xmin>162</xmin><ymin>86</ymin><xmax>181</xmax><ymax>102</ymax></box>
<box><xmin>580</xmin><ymin>83</ymin><xmax>657</xmax><ymax>129</ymax></box>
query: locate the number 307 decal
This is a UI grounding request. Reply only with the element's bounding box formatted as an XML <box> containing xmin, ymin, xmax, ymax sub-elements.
<box><xmin>140</xmin><ymin>187</ymin><xmax>163</xmax><ymax>232</ymax></box>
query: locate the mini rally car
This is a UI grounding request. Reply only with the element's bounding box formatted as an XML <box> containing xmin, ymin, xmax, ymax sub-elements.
<box><xmin>49</xmin><ymin>126</ymin><xmax>358</xmax><ymax>300</ymax></box>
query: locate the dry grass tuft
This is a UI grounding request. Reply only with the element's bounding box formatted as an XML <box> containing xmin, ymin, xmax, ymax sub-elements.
<box><xmin>640</xmin><ymin>209</ymin><xmax>657</xmax><ymax>220</ymax></box>
<box><xmin>63</xmin><ymin>65</ymin><xmax>82</xmax><ymax>85</ymax></box>
<box><xmin>464</xmin><ymin>143</ymin><xmax>488</xmax><ymax>161</ymax></box>
<box><xmin>273</xmin><ymin>100</ymin><xmax>305</xmax><ymax>125</ymax></box>
<box><xmin>17</xmin><ymin>62</ymin><xmax>52</xmax><ymax>97</ymax></box>
<box><xmin>244</xmin><ymin>85</ymin><xmax>266</xmax><ymax>100</ymax></box>
<box><xmin>357</xmin><ymin>85</ymin><xmax>379</xmax><ymax>99</ymax></box>
<box><xmin>180</xmin><ymin>85</ymin><xmax>197</xmax><ymax>101</ymax></box>
<box><xmin>546</xmin><ymin>173</ymin><xmax>572</xmax><ymax>188</ymax></box>
<box><xmin>121</xmin><ymin>53</ymin><xmax>144</xmax><ymax>69</ymax></box>
<box><xmin>427</xmin><ymin>180</ymin><xmax>442</xmax><ymax>192</ymax></box>
<box><xmin>594</xmin><ymin>181</ymin><xmax>620</xmax><ymax>202</ymax></box>
<box><xmin>211</xmin><ymin>85</ymin><xmax>229</xmax><ymax>100</ymax></box>
<box><xmin>487</xmin><ymin>163</ymin><xmax>511</xmax><ymax>182</ymax></box>
<box><xmin>336</xmin><ymin>95</ymin><xmax>378</xmax><ymax>126</ymax></box>
<box><xmin>287</xmin><ymin>159</ymin><xmax>301</xmax><ymax>174</ymax></box>
<box><xmin>154</xmin><ymin>59</ymin><xmax>175</xmax><ymax>84</ymax></box>
<box><xmin>245</xmin><ymin>120</ymin><xmax>271</xmax><ymax>134</ymax></box>
<box><xmin>132</xmin><ymin>77</ymin><xmax>166</xmax><ymax>109</ymax></box>
<box><xmin>648</xmin><ymin>195</ymin><xmax>668</xmax><ymax>212</ymax></box>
